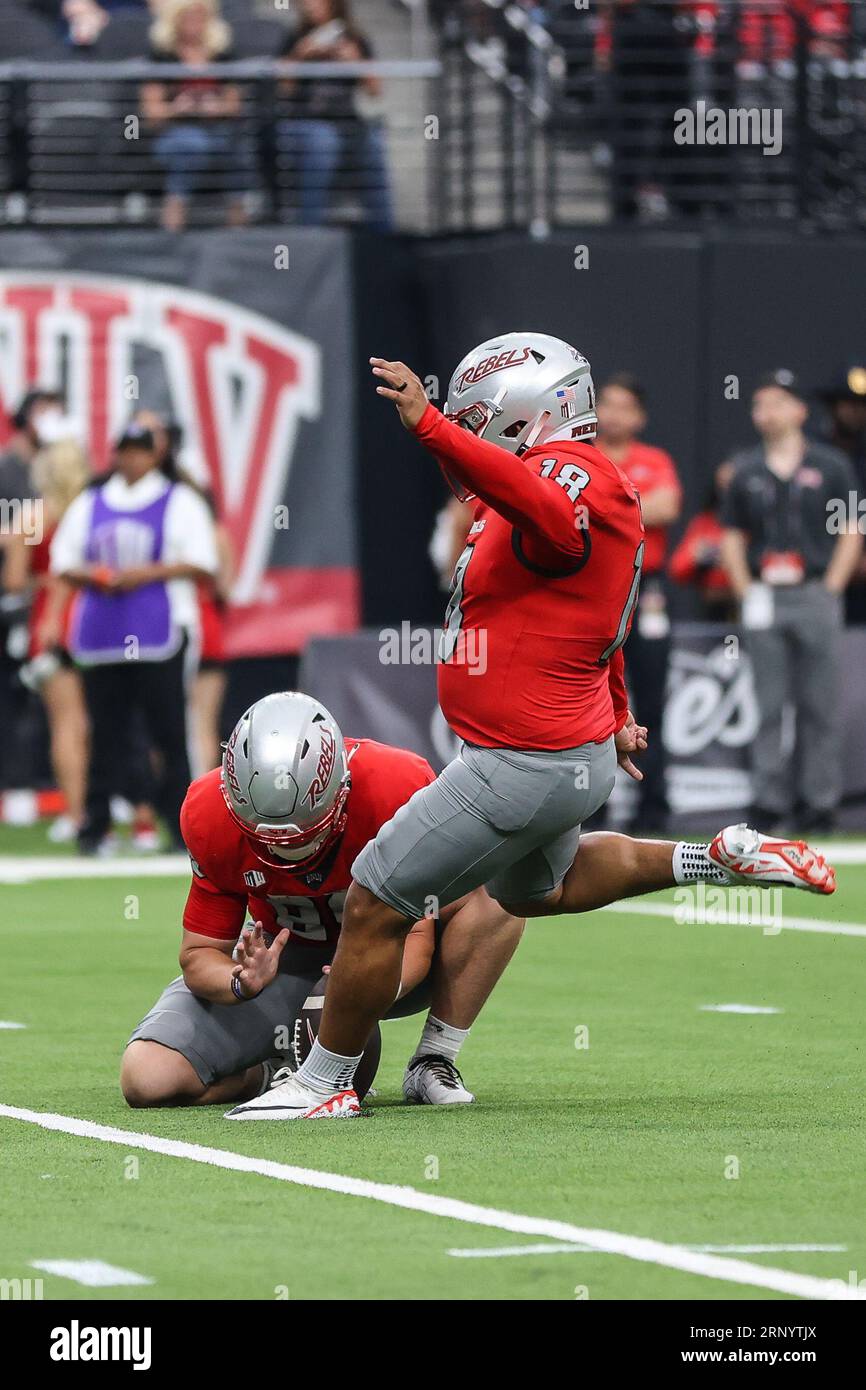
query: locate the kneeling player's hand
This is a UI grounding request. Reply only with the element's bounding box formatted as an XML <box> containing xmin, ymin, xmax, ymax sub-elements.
<box><xmin>370</xmin><ymin>357</ymin><xmax>429</xmax><ymax>430</ymax></box>
<box><xmin>615</xmin><ymin>710</ymin><xmax>648</xmax><ymax>782</ymax></box>
<box><xmin>232</xmin><ymin>921</ymin><xmax>290</xmax><ymax>999</ymax></box>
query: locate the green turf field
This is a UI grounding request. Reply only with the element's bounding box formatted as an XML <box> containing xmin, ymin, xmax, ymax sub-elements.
<box><xmin>1</xmin><ymin>824</ymin><xmax>865</xmax><ymax>1301</ymax></box>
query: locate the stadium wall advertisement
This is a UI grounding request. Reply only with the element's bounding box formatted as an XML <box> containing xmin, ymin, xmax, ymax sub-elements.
<box><xmin>0</xmin><ymin>228</ymin><xmax>359</xmax><ymax>658</ymax></box>
<box><xmin>300</xmin><ymin>626</ymin><xmax>866</xmax><ymax>818</ymax></box>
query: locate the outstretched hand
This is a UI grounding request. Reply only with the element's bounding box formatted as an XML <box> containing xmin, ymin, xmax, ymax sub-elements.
<box><xmin>232</xmin><ymin>921</ymin><xmax>290</xmax><ymax>999</ymax></box>
<box><xmin>370</xmin><ymin>357</ymin><xmax>429</xmax><ymax>430</ymax></box>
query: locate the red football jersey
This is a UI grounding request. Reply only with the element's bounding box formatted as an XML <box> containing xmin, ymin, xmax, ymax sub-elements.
<box><xmin>416</xmin><ymin>404</ymin><xmax>645</xmax><ymax>750</ymax></box>
<box><xmin>181</xmin><ymin>739</ymin><xmax>436</xmax><ymax>945</ymax></box>
<box><xmin>614</xmin><ymin>441</ymin><xmax>681</xmax><ymax>574</ymax></box>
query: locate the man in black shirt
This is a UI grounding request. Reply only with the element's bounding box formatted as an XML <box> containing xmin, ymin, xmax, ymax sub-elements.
<box><xmin>817</xmin><ymin>365</ymin><xmax>866</xmax><ymax>624</ymax></box>
<box><xmin>720</xmin><ymin>370</ymin><xmax>862</xmax><ymax>832</ymax></box>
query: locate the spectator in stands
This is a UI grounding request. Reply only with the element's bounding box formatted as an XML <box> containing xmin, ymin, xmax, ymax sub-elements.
<box><xmin>278</xmin><ymin>0</ymin><xmax>393</xmax><ymax>231</ymax></box>
<box><xmin>28</xmin><ymin>0</ymin><xmax>151</xmax><ymax>49</ymax></box>
<box><xmin>604</xmin><ymin>0</ymin><xmax>692</xmax><ymax>222</ymax></box>
<box><xmin>142</xmin><ymin>0</ymin><xmax>254</xmax><ymax>231</ymax></box>
<box><xmin>4</xmin><ymin>436</ymin><xmax>91</xmax><ymax>844</ymax></box>
<box><xmin>596</xmin><ymin>372</ymin><xmax>682</xmax><ymax>830</ymax></box>
<box><xmin>49</xmin><ymin>422</ymin><xmax>218</xmax><ymax>854</ymax></box>
<box><xmin>720</xmin><ymin>369</ymin><xmax>862</xmax><ymax>833</ymax></box>
<box><xmin>668</xmin><ymin>460</ymin><xmax>736</xmax><ymax>619</ymax></box>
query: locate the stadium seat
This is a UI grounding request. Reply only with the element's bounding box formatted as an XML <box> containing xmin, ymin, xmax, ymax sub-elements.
<box><xmin>90</xmin><ymin>13</ymin><xmax>153</xmax><ymax>61</ymax></box>
<box><xmin>230</xmin><ymin>18</ymin><xmax>286</xmax><ymax>60</ymax></box>
<box><xmin>0</xmin><ymin>8</ymin><xmax>67</xmax><ymax>60</ymax></box>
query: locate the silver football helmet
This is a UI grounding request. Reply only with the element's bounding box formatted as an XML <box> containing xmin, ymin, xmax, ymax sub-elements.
<box><xmin>221</xmin><ymin>692</ymin><xmax>350</xmax><ymax>867</ymax></box>
<box><xmin>443</xmin><ymin>331</ymin><xmax>596</xmax><ymax>499</ymax></box>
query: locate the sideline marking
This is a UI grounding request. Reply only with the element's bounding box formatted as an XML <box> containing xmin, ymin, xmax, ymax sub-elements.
<box><xmin>1</xmin><ymin>1105</ymin><xmax>861</xmax><ymax>1301</ymax></box>
<box><xmin>447</xmin><ymin>1242</ymin><xmax>847</xmax><ymax>1259</ymax></box>
<box><xmin>2</xmin><ymin>860</ymin><xmax>864</xmax><ymax>939</ymax></box>
<box><xmin>30</xmin><ymin>1259</ymin><xmax>153</xmax><ymax>1288</ymax></box>
<box><xmin>698</xmin><ymin>1004</ymin><xmax>782</xmax><ymax>1015</ymax></box>
<box><xmin>603</xmin><ymin>899</ymin><xmax>866</xmax><ymax>939</ymax></box>
<box><xmin>0</xmin><ymin>855</ymin><xmax>188</xmax><ymax>884</ymax></box>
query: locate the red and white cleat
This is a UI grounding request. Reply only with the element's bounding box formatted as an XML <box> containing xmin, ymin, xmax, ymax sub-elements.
<box><xmin>224</xmin><ymin>1068</ymin><xmax>360</xmax><ymax>1120</ymax></box>
<box><xmin>708</xmin><ymin>823</ymin><xmax>836</xmax><ymax>895</ymax></box>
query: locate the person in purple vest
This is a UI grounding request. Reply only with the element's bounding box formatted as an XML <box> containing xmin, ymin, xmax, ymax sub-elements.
<box><xmin>50</xmin><ymin>423</ymin><xmax>219</xmax><ymax>854</ymax></box>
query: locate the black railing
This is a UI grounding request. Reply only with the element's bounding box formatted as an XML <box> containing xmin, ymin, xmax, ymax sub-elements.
<box><xmin>545</xmin><ymin>0</ymin><xmax>866</xmax><ymax>228</ymax></box>
<box><xmin>2</xmin><ymin>2</ymin><xmax>866</xmax><ymax>235</ymax></box>
<box><xmin>440</xmin><ymin>0</ymin><xmax>866</xmax><ymax>230</ymax></box>
<box><xmin>0</xmin><ymin>60</ymin><xmax>442</xmax><ymax>233</ymax></box>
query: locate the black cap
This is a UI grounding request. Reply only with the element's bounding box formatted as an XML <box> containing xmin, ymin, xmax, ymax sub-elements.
<box><xmin>817</xmin><ymin>365</ymin><xmax>866</xmax><ymax>403</ymax></box>
<box><xmin>115</xmin><ymin>423</ymin><xmax>156</xmax><ymax>452</ymax></box>
<box><xmin>12</xmin><ymin>387</ymin><xmax>63</xmax><ymax>430</ymax></box>
<box><xmin>754</xmin><ymin>368</ymin><xmax>806</xmax><ymax>402</ymax></box>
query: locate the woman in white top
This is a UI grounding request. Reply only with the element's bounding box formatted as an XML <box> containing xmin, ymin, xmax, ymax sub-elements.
<box><xmin>51</xmin><ymin>422</ymin><xmax>218</xmax><ymax>854</ymax></box>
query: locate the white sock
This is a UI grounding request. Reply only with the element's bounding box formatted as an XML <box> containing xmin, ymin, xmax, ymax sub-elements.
<box><xmin>672</xmin><ymin>841</ymin><xmax>730</xmax><ymax>885</ymax></box>
<box><xmin>413</xmin><ymin>1014</ymin><xmax>469</xmax><ymax>1064</ymax></box>
<box><xmin>297</xmin><ymin>1039</ymin><xmax>364</xmax><ymax>1098</ymax></box>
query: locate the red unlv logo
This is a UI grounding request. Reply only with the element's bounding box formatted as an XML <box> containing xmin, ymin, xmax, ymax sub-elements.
<box><xmin>306</xmin><ymin>728</ymin><xmax>336</xmax><ymax>809</ymax></box>
<box><xmin>0</xmin><ymin>273</ymin><xmax>321</xmax><ymax>608</ymax></box>
<box><xmin>454</xmin><ymin>346</ymin><xmax>532</xmax><ymax>394</ymax></box>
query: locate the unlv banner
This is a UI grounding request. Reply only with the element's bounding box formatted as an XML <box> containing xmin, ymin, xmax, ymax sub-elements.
<box><xmin>0</xmin><ymin>229</ymin><xmax>358</xmax><ymax>657</ymax></box>
<box><xmin>300</xmin><ymin>625</ymin><xmax>866</xmax><ymax>818</ymax></box>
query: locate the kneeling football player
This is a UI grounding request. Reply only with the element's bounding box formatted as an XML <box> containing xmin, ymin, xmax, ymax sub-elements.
<box><xmin>120</xmin><ymin>692</ymin><xmax>523</xmax><ymax>1111</ymax></box>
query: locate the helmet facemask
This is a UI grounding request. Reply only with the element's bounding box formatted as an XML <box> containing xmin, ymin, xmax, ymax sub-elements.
<box><xmin>219</xmin><ymin>691</ymin><xmax>351</xmax><ymax>872</ymax></box>
<box><xmin>228</xmin><ymin>778</ymin><xmax>350</xmax><ymax>871</ymax></box>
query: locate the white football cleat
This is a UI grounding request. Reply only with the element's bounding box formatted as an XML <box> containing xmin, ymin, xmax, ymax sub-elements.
<box><xmin>403</xmin><ymin>1055</ymin><xmax>475</xmax><ymax>1105</ymax></box>
<box><xmin>709</xmin><ymin>823</ymin><xmax>836</xmax><ymax>895</ymax></box>
<box><xmin>225</xmin><ymin>1067</ymin><xmax>360</xmax><ymax>1120</ymax></box>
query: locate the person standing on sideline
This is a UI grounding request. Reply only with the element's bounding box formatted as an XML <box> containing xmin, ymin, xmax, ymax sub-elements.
<box><xmin>595</xmin><ymin>373</ymin><xmax>682</xmax><ymax>830</ymax></box>
<box><xmin>3</xmin><ymin>436</ymin><xmax>92</xmax><ymax>844</ymax></box>
<box><xmin>50</xmin><ymin>423</ymin><xmax>219</xmax><ymax>854</ymax></box>
<box><xmin>816</xmin><ymin>365</ymin><xmax>866</xmax><ymax>624</ymax></box>
<box><xmin>720</xmin><ymin>370</ymin><xmax>863</xmax><ymax>833</ymax></box>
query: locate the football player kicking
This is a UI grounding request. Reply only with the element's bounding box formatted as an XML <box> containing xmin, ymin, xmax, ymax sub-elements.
<box><xmin>120</xmin><ymin>692</ymin><xmax>524</xmax><ymax>1111</ymax></box>
<box><xmin>227</xmin><ymin>332</ymin><xmax>836</xmax><ymax>1122</ymax></box>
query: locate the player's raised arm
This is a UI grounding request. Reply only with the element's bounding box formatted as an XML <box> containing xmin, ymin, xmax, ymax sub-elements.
<box><xmin>371</xmin><ymin>334</ymin><xmax>602</xmax><ymax>554</ymax></box>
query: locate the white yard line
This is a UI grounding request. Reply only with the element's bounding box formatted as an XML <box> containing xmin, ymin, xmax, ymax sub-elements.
<box><xmin>30</xmin><ymin>1259</ymin><xmax>153</xmax><ymax>1288</ymax></box>
<box><xmin>698</xmin><ymin>1004</ymin><xmax>782</xmax><ymax>1015</ymax></box>
<box><xmin>448</xmin><ymin>1242</ymin><xmax>847</xmax><ymax>1260</ymax></box>
<box><xmin>2</xmin><ymin>859</ymin><xmax>864</xmax><ymax>941</ymax></box>
<box><xmin>603</xmin><ymin>900</ymin><xmax>866</xmax><ymax>938</ymax></box>
<box><xmin>1</xmin><ymin>1105</ymin><xmax>861</xmax><ymax>1302</ymax></box>
<box><xmin>0</xmin><ymin>855</ymin><xmax>188</xmax><ymax>884</ymax></box>
<box><xmin>0</xmin><ymin>1021</ymin><xmax>26</xmax><ymax>1029</ymax></box>
<box><xmin>813</xmin><ymin>843</ymin><xmax>866</xmax><ymax>864</ymax></box>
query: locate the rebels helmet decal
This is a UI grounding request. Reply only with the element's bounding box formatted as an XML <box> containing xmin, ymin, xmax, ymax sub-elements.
<box><xmin>222</xmin><ymin>731</ymin><xmax>249</xmax><ymax>806</ymax></box>
<box><xmin>306</xmin><ymin>728</ymin><xmax>336</xmax><ymax>810</ymax></box>
<box><xmin>454</xmin><ymin>346</ymin><xmax>532</xmax><ymax>394</ymax></box>
<box><xmin>444</xmin><ymin>332</ymin><xmax>597</xmax><ymax>471</ymax></box>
